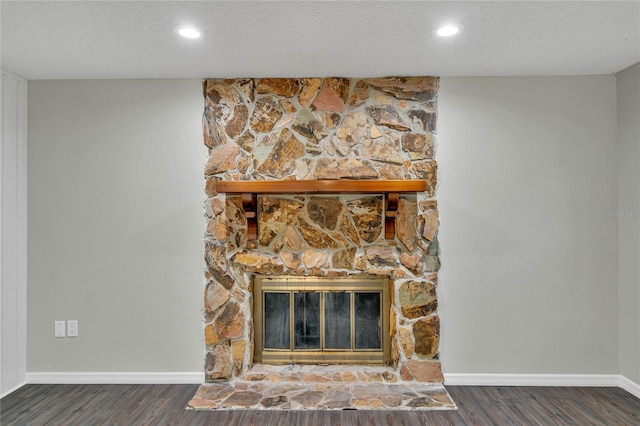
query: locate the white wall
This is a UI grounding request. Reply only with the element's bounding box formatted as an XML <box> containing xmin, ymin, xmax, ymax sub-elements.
<box><xmin>1</xmin><ymin>70</ymin><xmax>28</xmax><ymax>396</ymax></box>
<box><xmin>437</xmin><ymin>76</ymin><xmax>619</xmax><ymax>375</ymax></box>
<box><xmin>616</xmin><ymin>62</ymin><xmax>640</xmax><ymax>384</ymax></box>
<box><xmin>26</xmin><ymin>77</ymin><xmax>621</xmax><ymax>378</ymax></box>
<box><xmin>27</xmin><ymin>80</ymin><xmax>205</xmax><ymax>373</ymax></box>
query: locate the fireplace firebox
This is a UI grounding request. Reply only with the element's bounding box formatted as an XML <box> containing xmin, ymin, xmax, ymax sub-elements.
<box><xmin>253</xmin><ymin>275</ymin><xmax>391</xmax><ymax>364</ymax></box>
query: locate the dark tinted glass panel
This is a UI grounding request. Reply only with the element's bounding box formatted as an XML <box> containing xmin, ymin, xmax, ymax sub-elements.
<box><xmin>264</xmin><ymin>292</ymin><xmax>290</xmax><ymax>349</ymax></box>
<box><xmin>354</xmin><ymin>292</ymin><xmax>381</xmax><ymax>350</ymax></box>
<box><xmin>294</xmin><ymin>292</ymin><xmax>320</xmax><ymax>349</ymax></box>
<box><xmin>324</xmin><ymin>292</ymin><xmax>351</xmax><ymax>349</ymax></box>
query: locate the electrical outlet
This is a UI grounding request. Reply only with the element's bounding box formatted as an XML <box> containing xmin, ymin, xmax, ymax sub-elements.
<box><xmin>55</xmin><ymin>321</ymin><xmax>66</xmax><ymax>337</ymax></box>
<box><xmin>67</xmin><ymin>320</ymin><xmax>78</xmax><ymax>337</ymax></box>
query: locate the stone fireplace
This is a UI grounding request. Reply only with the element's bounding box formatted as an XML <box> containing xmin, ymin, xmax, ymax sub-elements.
<box><xmin>203</xmin><ymin>77</ymin><xmax>443</xmax><ymax>384</ymax></box>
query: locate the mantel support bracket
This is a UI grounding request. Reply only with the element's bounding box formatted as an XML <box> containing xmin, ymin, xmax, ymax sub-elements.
<box><xmin>385</xmin><ymin>193</ymin><xmax>399</xmax><ymax>240</ymax></box>
<box><xmin>242</xmin><ymin>193</ymin><xmax>258</xmax><ymax>241</ymax></box>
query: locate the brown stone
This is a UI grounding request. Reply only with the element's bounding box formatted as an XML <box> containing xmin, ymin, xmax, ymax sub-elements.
<box><xmin>260</xmin><ymin>395</ymin><xmax>289</xmax><ymax>408</ymax></box>
<box><xmin>255</xmin><ymin>129</ymin><xmax>305</xmax><ymax>178</ymax></box>
<box><xmin>405</xmin><ymin>360</ymin><xmax>443</xmax><ymax>383</ymax></box>
<box><xmin>204</xmin><ymin>324</ymin><xmax>221</xmax><ymax>346</ymax></box>
<box><xmin>250</xmin><ymin>96</ymin><xmax>283</xmax><ymax>133</ymax></box>
<box><xmin>204</xmin><ymin>80</ymin><xmax>242</xmax><ymax>107</ymax></box>
<box><xmin>231</xmin><ymin>251</ymin><xmax>284</xmax><ymax>274</ymax></box>
<box><xmin>347</xmin><ymin>197</ymin><xmax>383</xmax><ymax>243</ymax></box>
<box><xmin>322</xmin><ymin>112</ymin><xmax>342</xmax><ymax>129</ymax></box>
<box><xmin>355</xmin><ymin>255</ymin><xmax>367</xmax><ymax>271</ymax></box>
<box><xmin>203</xmin><ymin>109</ymin><xmax>224</xmax><ymax>148</ymax></box>
<box><xmin>205</xmin><ymin>341</ymin><xmax>232</xmax><ymax>380</ymax></box>
<box><xmin>396</xmin><ymin>198</ymin><xmax>418</xmax><ymax>251</ymax></box>
<box><xmin>410</xmin><ymin>160</ymin><xmax>437</xmax><ymax>197</ymax></box>
<box><xmin>366</xmin><ymin>105</ymin><xmax>412</xmax><ymax>131</ymax></box>
<box><xmin>366</xmin><ymin>246</ymin><xmax>397</xmax><ymax>267</ymax></box>
<box><xmin>368</xmin><ymin>77</ymin><xmax>439</xmax><ymax>101</ymax></box>
<box><xmin>312</xmin><ymin>78</ymin><xmax>350</xmax><ymax>113</ymax></box>
<box><xmin>399</xmin><ymin>281</ymin><xmax>437</xmax><ymax>319</ymax></box>
<box><xmin>257</xmin><ymin>78</ymin><xmax>300</xmax><ymax>98</ymax></box>
<box><xmin>370</xmin><ymin>125</ymin><xmax>383</xmax><ymax>139</ymax></box>
<box><xmin>402</xmin><ymin>133</ymin><xmax>434</xmax><ymax>160</ymax></box>
<box><xmin>399</xmin><ymin>364</ymin><xmax>414</xmax><ymax>381</ymax></box>
<box><xmin>222</xmin><ymin>391</ymin><xmax>262</xmax><ymax>408</ymax></box>
<box><xmin>406</xmin><ymin>397</ymin><xmax>441</xmax><ymax>408</ymax></box>
<box><xmin>291</xmin><ymin>109</ymin><xmax>328</xmax><ymax>144</ymax></box>
<box><xmin>413</xmin><ymin>315</ymin><xmax>439</xmax><ymax>358</ymax></box>
<box><xmin>214</xmin><ymin>301</ymin><xmax>245</xmax><ymax>339</ymax></box>
<box><xmin>420</xmin><ymin>209</ymin><xmax>439</xmax><ymax>242</ymax></box>
<box><xmin>378</xmin><ymin>163</ymin><xmax>404</xmax><ymax>180</ymax></box>
<box><xmin>259</xmin><ymin>197</ymin><xmax>304</xmax><ymax>226</ymax></box>
<box><xmin>314</xmin><ymin>158</ymin><xmax>378</xmax><ymax>179</ymax></box>
<box><xmin>399</xmin><ymin>327</ymin><xmax>415</xmax><ymax>357</ymax></box>
<box><xmin>280</xmin><ymin>251</ymin><xmax>303</xmax><ymax>270</ymax></box>
<box><xmin>362</xmin><ymin>135</ymin><xmax>404</xmax><ymax>165</ymax></box>
<box><xmin>236</xmin><ymin>130</ymin><xmax>256</xmax><ymax>152</ymax></box>
<box><xmin>338</xmin><ymin>215</ymin><xmax>360</xmax><ymax>245</ymax></box>
<box><xmin>332</xmin><ymin>247</ymin><xmax>356</xmax><ymax>269</ymax></box>
<box><xmin>205</xmin><ymin>242</ymin><xmax>235</xmax><ymax>289</ymax></box>
<box><xmin>204</xmin><ymin>143</ymin><xmax>239</xmax><ymax>176</ymax></box>
<box><xmin>303</xmin><ymin>250</ymin><xmax>328</xmax><ymax>269</ymax></box>
<box><xmin>424</xmin><ymin>254</ymin><xmax>440</xmax><ymax>272</ymax></box>
<box><xmin>334</xmin><ymin>111</ymin><xmax>369</xmax><ymax>153</ymax></box>
<box><xmin>279</xmin><ymin>99</ymin><xmax>297</xmax><ymax>114</ymax></box>
<box><xmin>408</xmin><ymin>109</ymin><xmax>437</xmax><ymax>133</ymax></box>
<box><xmin>299</xmin><ymin>78</ymin><xmax>322</xmax><ymax>107</ymax></box>
<box><xmin>307</xmin><ymin>197</ymin><xmax>343</xmax><ymax>230</ymax></box>
<box><xmin>225</xmin><ymin>105</ymin><xmax>248</xmax><ymax>139</ymax></box>
<box><xmin>205</xmin><ymin>281</ymin><xmax>231</xmax><ymax>313</ymax></box>
<box><xmin>399</xmin><ymin>252</ymin><xmax>423</xmax><ymax>276</ymax></box>
<box><xmin>234</xmin><ymin>79</ymin><xmax>255</xmax><ymax>103</ymax></box>
<box><xmin>283</xmin><ymin>225</ymin><xmax>304</xmax><ymax>250</ymax></box>
<box><xmin>292</xmin><ymin>390</ymin><xmax>325</xmax><ymax>407</ymax></box>
<box><xmin>349</xmin><ymin>80</ymin><xmax>370</xmax><ymax>107</ymax></box>
<box><xmin>231</xmin><ymin>339</ymin><xmax>246</xmax><ymax>373</ymax></box>
<box><xmin>297</xmin><ymin>217</ymin><xmax>339</xmax><ymax>249</ymax></box>
<box><xmin>204</xmin><ymin>178</ymin><xmax>218</xmax><ymax>197</ymax></box>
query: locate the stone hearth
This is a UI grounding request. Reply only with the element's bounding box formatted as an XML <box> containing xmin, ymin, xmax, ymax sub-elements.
<box><xmin>202</xmin><ymin>77</ymin><xmax>444</xmax><ymax>388</ymax></box>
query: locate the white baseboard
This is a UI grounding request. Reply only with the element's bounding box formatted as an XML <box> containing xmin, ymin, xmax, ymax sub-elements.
<box><xmin>444</xmin><ymin>373</ymin><xmax>621</xmax><ymax>387</ymax></box>
<box><xmin>26</xmin><ymin>372</ymin><xmax>203</xmax><ymax>384</ymax></box>
<box><xmin>620</xmin><ymin>375</ymin><xmax>640</xmax><ymax>399</ymax></box>
<box><xmin>1</xmin><ymin>381</ymin><xmax>27</xmax><ymax>399</ymax></box>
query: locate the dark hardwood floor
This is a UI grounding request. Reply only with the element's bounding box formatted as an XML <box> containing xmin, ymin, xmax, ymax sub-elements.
<box><xmin>1</xmin><ymin>384</ymin><xmax>639</xmax><ymax>425</ymax></box>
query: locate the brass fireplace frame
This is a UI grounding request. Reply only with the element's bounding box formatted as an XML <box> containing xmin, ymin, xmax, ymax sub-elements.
<box><xmin>253</xmin><ymin>275</ymin><xmax>392</xmax><ymax>365</ymax></box>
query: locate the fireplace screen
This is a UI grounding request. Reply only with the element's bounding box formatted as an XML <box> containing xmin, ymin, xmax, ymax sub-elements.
<box><xmin>253</xmin><ymin>276</ymin><xmax>391</xmax><ymax>364</ymax></box>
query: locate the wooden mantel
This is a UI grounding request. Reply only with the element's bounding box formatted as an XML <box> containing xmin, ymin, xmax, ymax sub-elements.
<box><xmin>216</xmin><ymin>180</ymin><xmax>427</xmax><ymax>241</ymax></box>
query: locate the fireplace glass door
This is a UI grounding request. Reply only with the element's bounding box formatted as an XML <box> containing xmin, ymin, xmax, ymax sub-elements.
<box><xmin>254</xmin><ymin>276</ymin><xmax>391</xmax><ymax>364</ymax></box>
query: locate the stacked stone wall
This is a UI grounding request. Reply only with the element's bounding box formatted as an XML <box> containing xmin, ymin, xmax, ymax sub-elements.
<box><xmin>203</xmin><ymin>77</ymin><xmax>443</xmax><ymax>383</ymax></box>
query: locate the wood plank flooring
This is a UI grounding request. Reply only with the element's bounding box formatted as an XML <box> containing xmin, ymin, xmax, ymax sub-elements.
<box><xmin>1</xmin><ymin>384</ymin><xmax>639</xmax><ymax>425</ymax></box>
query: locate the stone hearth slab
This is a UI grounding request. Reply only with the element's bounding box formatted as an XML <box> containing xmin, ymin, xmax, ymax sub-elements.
<box><xmin>188</xmin><ymin>365</ymin><xmax>456</xmax><ymax>411</ymax></box>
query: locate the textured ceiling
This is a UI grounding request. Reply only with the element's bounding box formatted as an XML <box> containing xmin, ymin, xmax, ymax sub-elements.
<box><xmin>1</xmin><ymin>1</ymin><xmax>639</xmax><ymax>80</ymax></box>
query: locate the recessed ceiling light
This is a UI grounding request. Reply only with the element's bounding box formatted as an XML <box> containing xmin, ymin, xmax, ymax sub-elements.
<box><xmin>174</xmin><ymin>26</ymin><xmax>203</xmax><ymax>39</ymax></box>
<box><xmin>436</xmin><ymin>24</ymin><xmax>462</xmax><ymax>37</ymax></box>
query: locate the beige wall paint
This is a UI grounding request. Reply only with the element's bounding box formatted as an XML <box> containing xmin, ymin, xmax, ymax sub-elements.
<box><xmin>28</xmin><ymin>76</ymin><xmax>620</xmax><ymax>375</ymax></box>
<box><xmin>617</xmin><ymin>62</ymin><xmax>640</xmax><ymax>384</ymax></box>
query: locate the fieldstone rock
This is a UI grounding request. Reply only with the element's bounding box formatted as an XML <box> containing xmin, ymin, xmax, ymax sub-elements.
<box><xmin>308</xmin><ymin>197</ymin><xmax>343</xmax><ymax>230</ymax></box>
<box><xmin>294</xmin><ymin>158</ymin><xmax>315</xmax><ymax>180</ymax></box>
<box><xmin>257</xmin><ymin>197</ymin><xmax>304</xmax><ymax>244</ymax></box>
<box><xmin>222</xmin><ymin>391</ymin><xmax>262</xmax><ymax>408</ymax></box>
<box><xmin>399</xmin><ymin>327</ymin><xmax>415</xmax><ymax>357</ymax></box>
<box><xmin>231</xmin><ymin>339</ymin><xmax>246</xmax><ymax>374</ymax></box>
<box><xmin>410</xmin><ymin>160</ymin><xmax>437</xmax><ymax>197</ymax></box>
<box><xmin>396</xmin><ymin>198</ymin><xmax>418</xmax><ymax>251</ymax></box>
<box><xmin>280</xmin><ymin>251</ymin><xmax>303</xmax><ymax>270</ymax></box>
<box><xmin>402</xmin><ymin>133</ymin><xmax>434</xmax><ymax>160</ymax></box>
<box><xmin>214</xmin><ymin>301</ymin><xmax>245</xmax><ymax>339</ymax></box>
<box><xmin>255</xmin><ymin>129</ymin><xmax>305</xmax><ymax>178</ymax></box>
<box><xmin>292</xmin><ymin>391</ymin><xmax>325</xmax><ymax>407</ymax></box>
<box><xmin>261</xmin><ymin>395</ymin><xmax>289</xmax><ymax>408</ymax></box>
<box><xmin>236</xmin><ymin>130</ymin><xmax>256</xmax><ymax>152</ymax></box>
<box><xmin>303</xmin><ymin>250</ymin><xmax>328</xmax><ymax>269</ymax></box>
<box><xmin>204</xmin><ymin>80</ymin><xmax>242</xmax><ymax>107</ymax></box>
<box><xmin>405</xmin><ymin>360</ymin><xmax>444</xmax><ymax>383</ymax></box>
<box><xmin>406</xmin><ymin>397</ymin><xmax>441</xmax><ymax>408</ymax></box>
<box><xmin>408</xmin><ymin>109</ymin><xmax>437</xmax><ymax>133</ymax></box>
<box><xmin>299</xmin><ymin>78</ymin><xmax>322</xmax><ymax>107</ymax></box>
<box><xmin>225</xmin><ymin>105</ymin><xmax>248</xmax><ymax>139</ymax></box>
<box><xmin>314</xmin><ymin>158</ymin><xmax>378</xmax><ymax>179</ymax></box>
<box><xmin>205</xmin><ymin>281</ymin><xmax>230</xmax><ymax>313</ymax></box>
<box><xmin>204</xmin><ymin>144</ymin><xmax>239</xmax><ymax>176</ymax></box>
<box><xmin>283</xmin><ymin>225</ymin><xmax>304</xmax><ymax>250</ymax></box>
<box><xmin>370</xmin><ymin>125</ymin><xmax>383</xmax><ymax>139</ymax></box>
<box><xmin>399</xmin><ymin>252</ymin><xmax>423</xmax><ymax>276</ymax></box>
<box><xmin>250</xmin><ymin>96</ymin><xmax>283</xmax><ymax>133</ymax></box>
<box><xmin>399</xmin><ymin>281</ymin><xmax>437</xmax><ymax>319</ymax></box>
<box><xmin>362</xmin><ymin>135</ymin><xmax>404</xmax><ymax>164</ymax></box>
<box><xmin>347</xmin><ymin>197</ymin><xmax>383</xmax><ymax>243</ymax></box>
<box><xmin>421</xmin><ymin>209</ymin><xmax>439</xmax><ymax>241</ymax></box>
<box><xmin>349</xmin><ymin>80</ymin><xmax>370</xmax><ymax>107</ymax></box>
<box><xmin>366</xmin><ymin>246</ymin><xmax>397</xmax><ymax>267</ymax></box>
<box><xmin>312</xmin><ymin>78</ymin><xmax>350</xmax><ymax>113</ymax></box>
<box><xmin>322</xmin><ymin>111</ymin><xmax>342</xmax><ymax>129</ymax></box>
<box><xmin>332</xmin><ymin>247</ymin><xmax>356</xmax><ymax>269</ymax></box>
<box><xmin>234</xmin><ymin>79</ymin><xmax>255</xmax><ymax>103</ymax></box>
<box><xmin>297</xmin><ymin>217</ymin><xmax>339</xmax><ymax>249</ymax></box>
<box><xmin>366</xmin><ymin>105</ymin><xmax>411</xmax><ymax>131</ymax></box>
<box><xmin>232</xmin><ymin>251</ymin><xmax>284</xmax><ymax>274</ymax></box>
<box><xmin>205</xmin><ymin>341</ymin><xmax>232</xmax><ymax>380</ymax></box>
<box><xmin>279</xmin><ymin>99</ymin><xmax>297</xmax><ymax>114</ymax></box>
<box><xmin>257</xmin><ymin>78</ymin><xmax>300</xmax><ymax>98</ymax></box>
<box><xmin>205</xmin><ymin>324</ymin><xmax>221</xmax><ymax>346</ymax></box>
<box><xmin>368</xmin><ymin>77</ymin><xmax>439</xmax><ymax>101</ymax></box>
<box><xmin>291</xmin><ymin>109</ymin><xmax>328</xmax><ymax>144</ymax></box>
<box><xmin>413</xmin><ymin>315</ymin><xmax>440</xmax><ymax>359</ymax></box>
<box><xmin>339</xmin><ymin>215</ymin><xmax>360</xmax><ymax>245</ymax></box>
<box><xmin>424</xmin><ymin>255</ymin><xmax>440</xmax><ymax>272</ymax></box>
<box><xmin>334</xmin><ymin>111</ymin><xmax>369</xmax><ymax>152</ymax></box>
<box><xmin>203</xmin><ymin>109</ymin><xmax>224</xmax><ymax>148</ymax></box>
<box><xmin>378</xmin><ymin>163</ymin><xmax>404</xmax><ymax>179</ymax></box>
<box><xmin>205</xmin><ymin>242</ymin><xmax>235</xmax><ymax>289</ymax></box>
